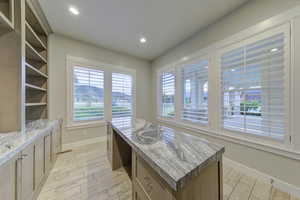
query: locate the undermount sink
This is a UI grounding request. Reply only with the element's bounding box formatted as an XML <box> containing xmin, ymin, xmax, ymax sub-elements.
<box><xmin>134</xmin><ymin>125</ymin><xmax>162</xmax><ymax>145</ymax></box>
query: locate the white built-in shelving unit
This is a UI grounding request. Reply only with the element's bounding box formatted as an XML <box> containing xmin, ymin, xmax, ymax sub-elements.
<box><xmin>24</xmin><ymin>1</ymin><xmax>48</xmax><ymax>123</ymax></box>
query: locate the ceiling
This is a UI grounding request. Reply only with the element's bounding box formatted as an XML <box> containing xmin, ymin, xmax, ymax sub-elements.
<box><xmin>38</xmin><ymin>0</ymin><xmax>248</xmax><ymax>60</ymax></box>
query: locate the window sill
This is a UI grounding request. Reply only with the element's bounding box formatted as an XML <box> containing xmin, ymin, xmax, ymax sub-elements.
<box><xmin>66</xmin><ymin>120</ymin><xmax>107</xmax><ymax>130</ymax></box>
<box><xmin>157</xmin><ymin>117</ymin><xmax>300</xmax><ymax>161</ymax></box>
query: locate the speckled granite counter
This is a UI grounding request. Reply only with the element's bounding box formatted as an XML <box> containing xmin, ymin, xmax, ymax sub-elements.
<box><xmin>0</xmin><ymin>119</ymin><xmax>62</xmax><ymax>166</ymax></box>
<box><xmin>109</xmin><ymin>119</ymin><xmax>225</xmax><ymax>191</ymax></box>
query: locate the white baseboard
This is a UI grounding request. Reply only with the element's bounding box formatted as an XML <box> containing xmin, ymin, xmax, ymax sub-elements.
<box><xmin>224</xmin><ymin>157</ymin><xmax>300</xmax><ymax>198</ymax></box>
<box><xmin>62</xmin><ymin>136</ymin><xmax>107</xmax><ymax>150</ymax></box>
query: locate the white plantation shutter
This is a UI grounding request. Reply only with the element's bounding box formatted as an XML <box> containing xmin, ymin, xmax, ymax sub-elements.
<box><xmin>73</xmin><ymin>66</ymin><xmax>104</xmax><ymax>121</ymax></box>
<box><xmin>112</xmin><ymin>73</ymin><xmax>133</xmax><ymax>125</ymax></box>
<box><xmin>221</xmin><ymin>30</ymin><xmax>288</xmax><ymax>140</ymax></box>
<box><xmin>181</xmin><ymin>59</ymin><xmax>209</xmax><ymax>124</ymax></box>
<box><xmin>160</xmin><ymin>70</ymin><xmax>176</xmax><ymax>118</ymax></box>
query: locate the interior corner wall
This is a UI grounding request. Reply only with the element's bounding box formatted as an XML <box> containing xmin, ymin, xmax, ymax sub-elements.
<box><xmin>48</xmin><ymin>34</ymin><xmax>152</xmax><ymax>146</ymax></box>
<box><xmin>151</xmin><ymin>0</ymin><xmax>300</xmax><ymax>188</ymax></box>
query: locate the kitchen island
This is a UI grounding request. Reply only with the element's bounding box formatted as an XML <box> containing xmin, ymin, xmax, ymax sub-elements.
<box><xmin>107</xmin><ymin>119</ymin><xmax>225</xmax><ymax>200</ymax></box>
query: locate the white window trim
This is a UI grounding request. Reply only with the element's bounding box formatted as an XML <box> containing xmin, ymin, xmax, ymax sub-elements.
<box><xmin>157</xmin><ymin>65</ymin><xmax>177</xmax><ymax>119</ymax></box>
<box><xmin>66</xmin><ymin>55</ymin><xmax>136</xmax><ymax>129</ymax></box>
<box><xmin>176</xmin><ymin>55</ymin><xmax>210</xmax><ymax>127</ymax></box>
<box><xmin>155</xmin><ymin>7</ymin><xmax>300</xmax><ymax>159</ymax></box>
<box><xmin>217</xmin><ymin>23</ymin><xmax>291</xmax><ymax>146</ymax></box>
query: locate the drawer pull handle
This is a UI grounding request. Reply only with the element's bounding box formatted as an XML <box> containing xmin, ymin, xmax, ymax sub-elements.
<box><xmin>144</xmin><ymin>176</ymin><xmax>153</xmax><ymax>194</ymax></box>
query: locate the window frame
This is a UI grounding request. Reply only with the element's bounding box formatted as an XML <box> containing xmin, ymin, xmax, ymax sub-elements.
<box><xmin>177</xmin><ymin>56</ymin><xmax>210</xmax><ymax>127</ymax></box>
<box><xmin>66</xmin><ymin>55</ymin><xmax>136</xmax><ymax>129</ymax></box>
<box><xmin>217</xmin><ymin>23</ymin><xmax>291</xmax><ymax>146</ymax></box>
<box><xmin>156</xmin><ymin>23</ymin><xmax>292</xmax><ymax>149</ymax></box>
<box><xmin>111</xmin><ymin>70</ymin><xmax>136</xmax><ymax>122</ymax></box>
<box><xmin>157</xmin><ymin>65</ymin><xmax>177</xmax><ymax>119</ymax></box>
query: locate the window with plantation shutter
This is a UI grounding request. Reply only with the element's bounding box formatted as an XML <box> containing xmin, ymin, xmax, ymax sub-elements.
<box><xmin>112</xmin><ymin>73</ymin><xmax>133</xmax><ymax>125</ymax></box>
<box><xmin>181</xmin><ymin>59</ymin><xmax>209</xmax><ymax>124</ymax></box>
<box><xmin>159</xmin><ymin>70</ymin><xmax>176</xmax><ymax>118</ymax></box>
<box><xmin>73</xmin><ymin>66</ymin><xmax>104</xmax><ymax>121</ymax></box>
<box><xmin>221</xmin><ymin>30</ymin><xmax>288</xmax><ymax>140</ymax></box>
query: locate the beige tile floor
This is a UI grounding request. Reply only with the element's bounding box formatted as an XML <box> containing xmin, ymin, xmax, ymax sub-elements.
<box><xmin>37</xmin><ymin>142</ymin><xmax>299</xmax><ymax>200</ymax></box>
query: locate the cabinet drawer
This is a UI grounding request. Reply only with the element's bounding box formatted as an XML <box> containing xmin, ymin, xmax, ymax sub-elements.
<box><xmin>134</xmin><ymin>154</ymin><xmax>173</xmax><ymax>200</ymax></box>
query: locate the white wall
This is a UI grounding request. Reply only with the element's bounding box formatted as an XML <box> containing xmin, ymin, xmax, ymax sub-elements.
<box><xmin>48</xmin><ymin>34</ymin><xmax>152</xmax><ymax>145</ymax></box>
<box><xmin>152</xmin><ymin>0</ymin><xmax>300</xmax><ymax>188</ymax></box>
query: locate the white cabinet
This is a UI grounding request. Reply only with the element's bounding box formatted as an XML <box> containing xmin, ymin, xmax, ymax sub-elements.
<box><xmin>21</xmin><ymin>144</ymin><xmax>35</xmax><ymax>200</ymax></box>
<box><xmin>34</xmin><ymin>137</ymin><xmax>45</xmax><ymax>189</ymax></box>
<box><xmin>44</xmin><ymin>133</ymin><xmax>51</xmax><ymax>172</ymax></box>
<box><xmin>51</xmin><ymin>127</ymin><xmax>61</xmax><ymax>162</ymax></box>
<box><xmin>0</xmin><ymin>155</ymin><xmax>18</xmax><ymax>200</ymax></box>
<box><xmin>0</xmin><ymin>123</ymin><xmax>62</xmax><ymax>200</ymax></box>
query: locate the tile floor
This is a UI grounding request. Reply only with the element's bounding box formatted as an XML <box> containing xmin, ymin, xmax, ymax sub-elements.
<box><xmin>37</xmin><ymin>141</ymin><xmax>299</xmax><ymax>200</ymax></box>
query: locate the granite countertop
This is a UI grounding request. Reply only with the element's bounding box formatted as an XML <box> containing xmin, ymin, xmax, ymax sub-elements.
<box><xmin>0</xmin><ymin>119</ymin><xmax>62</xmax><ymax>166</ymax></box>
<box><xmin>110</xmin><ymin>119</ymin><xmax>225</xmax><ymax>191</ymax></box>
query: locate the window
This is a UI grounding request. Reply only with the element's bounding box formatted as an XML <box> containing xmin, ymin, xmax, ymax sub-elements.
<box><xmin>67</xmin><ymin>56</ymin><xmax>136</xmax><ymax>128</ymax></box>
<box><xmin>221</xmin><ymin>31</ymin><xmax>288</xmax><ymax>140</ymax></box>
<box><xmin>112</xmin><ymin>73</ymin><xmax>133</xmax><ymax>125</ymax></box>
<box><xmin>73</xmin><ymin>66</ymin><xmax>104</xmax><ymax>121</ymax></box>
<box><xmin>181</xmin><ymin>59</ymin><xmax>209</xmax><ymax>124</ymax></box>
<box><xmin>159</xmin><ymin>70</ymin><xmax>176</xmax><ymax>118</ymax></box>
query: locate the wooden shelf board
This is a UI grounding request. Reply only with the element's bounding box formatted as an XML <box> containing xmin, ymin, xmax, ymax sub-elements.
<box><xmin>0</xmin><ymin>10</ymin><xmax>14</xmax><ymax>35</ymax></box>
<box><xmin>25</xmin><ymin>2</ymin><xmax>48</xmax><ymax>36</ymax></box>
<box><xmin>25</xmin><ymin>83</ymin><xmax>47</xmax><ymax>92</ymax></box>
<box><xmin>26</xmin><ymin>63</ymin><xmax>48</xmax><ymax>78</ymax></box>
<box><xmin>25</xmin><ymin>103</ymin><xmax>47</xmax><ymax>107</ymax></box>
<box><xmin>25</xmin><ymin>41</ymin><xmax>47</xmax><ymax>63</ymax></box>
<box><xmin>25</xmin><ymin>21</ymin><xmax>47</xmax><ymax>50</ymax></box>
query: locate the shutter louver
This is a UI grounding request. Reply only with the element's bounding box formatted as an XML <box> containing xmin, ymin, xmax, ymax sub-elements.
<box><xmin>112</xmin><ymin>73</ymin><xmax>133</xmax><ymax>126</ymax></box>
<box><xmin>73</xmin><ymin>66</ymin><xmax>104</xmax><ymax>121</ymax></box>
<box><xmin>160</xmin><ymin>70</ymin><xmax>176</xmax><ymax>118</ymax></box>
<box><xmin>181</xmin><ymin>60</ymin><xmax>209</xmax><ymax>124</ymax></box>
<box><xmin>221</xmin><ymin>33</ymin><xmax>286</xmax><ymax>139</ymax></box>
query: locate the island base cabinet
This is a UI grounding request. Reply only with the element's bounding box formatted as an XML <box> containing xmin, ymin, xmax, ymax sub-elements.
<box><xmin>132</xmin><ymin>151</ymin><xmax>223</xmax><ymax>200</ymax></box>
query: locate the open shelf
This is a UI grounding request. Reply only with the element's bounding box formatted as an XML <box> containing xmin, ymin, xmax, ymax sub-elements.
<box><xmin>25</xmin><ymin>2</ymin><xmax>47</xmax><ymax>37</ymax></box>
<box><xmin>25</xmin><ymin>21</ymin><xmax>46</xmax><ymax>50</ymax></box>
<box><xmin>26</xmin><ymin>62</ymin><xmax>48</xmax><ymax>78</ymax></box>
<box><xmin>25</xmin><ymin>102</ymin><xmax>47</xmax><ymax>107</ymax></box>
<box><xmin>24</xmin><ymin>0</ymin><xmax>49</xmax><ymax>123</ymax></box>
<box><xmin>0</xmin><ymin>0</ymin><xmax>14</xmax><ymax>36</ymax></box>
<box><xmin>25</xmin><ymin>83</ymin><xmax>47</xmax><ymax>92</ymax></box>
<box><xmin>25</xmin><ymin>41</ymin><xmax>47</xmax><ymax>63</ymax></box>
<box><xmin>26</xmin><ymin>105</ymin><xmax>47</xmax><ymax>122</ymax></box>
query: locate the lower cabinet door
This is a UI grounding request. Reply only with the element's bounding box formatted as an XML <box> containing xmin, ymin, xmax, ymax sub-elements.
<box><xmin>133</xmin><ymin>181</ymin><xmax>150</xmax><ymax>200</ymax></box>
<box><xmin>35</xmin><ymin>137</ymin><xmax>45</xmax><ymax>188</ymax></box>
<box><xmin>45</xmin><ymin>134</ymin><xmax>52</xmax><ymax>172</ymax></box>
<box><xmin>0</xmin><ymin>155</ymin><xmax>17</xmax><ymax>200</ymax></box>
<box><xmin>21</xmin><ymin>144</ymin><xmax>34</xmax><ymax>200</ymax></box>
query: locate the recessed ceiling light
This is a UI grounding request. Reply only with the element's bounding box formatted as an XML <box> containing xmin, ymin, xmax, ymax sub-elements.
<box><xmin>182</xmin><ymin>57</ymin><xmax>189</xmax><ymax>61</ymax></box>
<box><xmin>270</xmin><ymin>48</ymin><xmax>278</xmax><ymax>52</ymax></box>
<box><xmin>140</xmin><ymin>37</ymin><xmax>147</xmax><ymax>43</ymax></box>
<box><xmin>69</xmin><ymin>7</ymin><xmax>79</xmax><ymax>15</ymax></box>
